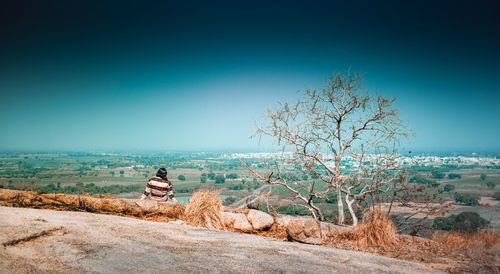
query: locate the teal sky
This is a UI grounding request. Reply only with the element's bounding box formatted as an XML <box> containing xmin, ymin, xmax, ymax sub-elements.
<box><xmin>0</xmin><ymin>1</ymin><xmax>499</xmax><ymax>152</ymax></box>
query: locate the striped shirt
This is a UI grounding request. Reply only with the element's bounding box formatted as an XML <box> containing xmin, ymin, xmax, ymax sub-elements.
<box><xmin>141</xmin><ymin>176</ymin><xmax>176</xmax><ymax>202</ymax></box>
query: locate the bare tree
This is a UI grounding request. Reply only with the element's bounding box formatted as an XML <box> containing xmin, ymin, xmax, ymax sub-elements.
<box><xmin>253</xmin><ymin>73</ymin><xmax>407</xmax><ymax>225</ymax></box>
<box><xmin>386</xmin><ymin>165</ymin><xmax>452</xmax><ymax>235</ymax></box>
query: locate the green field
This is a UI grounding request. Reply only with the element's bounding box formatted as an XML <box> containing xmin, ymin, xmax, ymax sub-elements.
<box><xmin>0</xmin><ymin>152</ymin><xmax>498</xmax><ymax>228</ymax></box>
<box><xmin>0</xmin><ymin>152</ymin><xmax>259</xmax><ymax>205</ymax></box>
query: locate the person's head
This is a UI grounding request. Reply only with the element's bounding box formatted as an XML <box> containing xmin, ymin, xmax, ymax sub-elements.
<box><xmin>156</xmin><ymin>168</ymin><xmax>168</xmax><ymax>179</ymax></box>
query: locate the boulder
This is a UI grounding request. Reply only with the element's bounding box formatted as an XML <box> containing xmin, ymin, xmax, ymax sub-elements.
<box><xmin>134</xmin><ymin>199</ymin><xmax>159</xmax><ymax>211</ymax></box>
<box><xmin>320</xmin><ymin>221</ymin><xmax>350</xmax><ymax>239</ymax></box>
<box><xmin>246</xmin><ymin>209</ymin><xmax>274</xmax><ymax>230</ymax></box>
<box><xmin>281</xmin><ymin>216</ymin><xmax>323</xmax><ymax>245</ymax></box>
<box><xmin>221</xmin><ymin>212</ymin><xmax>253</xmax><ymax>232</ymax></box>
<box><xmin>275</xmin><ymin>215</ymin><xmax>292</xmax><ymax>227</ymax></box>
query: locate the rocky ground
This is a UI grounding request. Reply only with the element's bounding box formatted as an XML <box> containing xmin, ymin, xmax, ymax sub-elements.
<box><xmin>0</xmin><ymin>206</ymin><xmax>442</xmax><ymax>274</ymax></box>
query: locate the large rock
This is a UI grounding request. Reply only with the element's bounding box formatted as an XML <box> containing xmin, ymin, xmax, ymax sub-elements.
<box><xmin>133</xmin><ymin>199</ymin><xmax>179</xmax><ymax>213</ymax></box>
<box><xmin>320</xmin><ymin>221</ymin><xmax>350</xmax><ymax>239</ymax></box>
<box><xmin>246</xmin><ymin>209</ymin><xmax>274</xmax><ymax>230</ymax></box>
<box><xmin>134</xmin><ymin>199</ymin><xmax>159</xmax><ymax>211</ymax></box>
<box><xmin>280</xmin><ymin>216</ymin><xmax>323</xmax><ymax>245</ymax></box>
<box><xmin>0</xmin><ymin>206</ymin><xmax>442</xmax><ymax>274</ymax></box>
<box><xmin>221</xmin><ymin>212</ymin><xmax>253</xmax><ymax>232</ymax></box>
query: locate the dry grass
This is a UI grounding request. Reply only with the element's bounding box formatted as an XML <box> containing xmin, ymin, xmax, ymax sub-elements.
<box><xmin>324</xmin><ymin>208</ymin><xmax>402</xmax><ymax>253</ymax></box>
<box><xmin>432</xmin><ymin>230</ymin><xmax>500</xmax><ymax>251</ymax></box>
<box><xmin>324</xmin><ymin>208</ymin><xmax>500</xmax><ymax>273</ymax></box>
<box><xmin>0</xmin><ymin>189</ymin><xmax>184</xmax><ymax>221</ymax></box>
<box><xmin>431</xmin><ymin>230</ymin><xmax>500</xmax><ymax>273</ymax></box>
<box><xmin>350</xmin><ymin>208</ymin><xmax>399</xmax><ymax>249</ymax></box>
<box><xmin>163</xmin><ymin>202</ymin><xmax>186</xmax><ymax>219</ymax></box>
<box><xmin>142</xmin><ymin>202</ymin><xmax>186</xmax><ymax>222</ymax></box>
<box><xmin>183</xmin><ymin>189</ymin><xmax>225</xmax><ymax>230</ymax></box>
<box><xmin>0</xmin><ymin>189</ymin><xmax>221</xmax><ymax>230</ymax></box>
<box><xmin>325</xmin><ymin>208</ymin><xmax>452</xmax><ymax>272</ymax></box>
<box><xmin>257</xmin><ymin>223</ymin><xmax>288</xmax><ymax>241</ymax></box>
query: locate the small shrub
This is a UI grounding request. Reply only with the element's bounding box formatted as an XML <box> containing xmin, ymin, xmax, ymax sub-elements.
<box><xmin>200</xmin><ymin>173</ymin><xmax>207</xmax><ymax>183</ymax></box>
<box><xmin>486</xmin><ymin>181</ymin><xmax>495</xmax><ymax>190</ymax></box>
<box><xmin>215</xmin><ymin>174</ymin><xmax>225</xmax><ymax>184</ymax></box>
<box><xmin>207</xmin><ymin>172</ymin><xmax>216</xmax><ymax>180</ymax></box>
<box><xmin>480</xmin><ymin>174</ymin><xmax>487</xmax><ymax>181</ymax></box>
<box><xmin>447</xmin><ymin>173</ymin><xmax>462</xmax><ymax>180</ymax></box>
<box><xmin>454</xmin><ymin>192</ymin><xmax>479</xmax><ymax>206</ymax></box>
<box><xmin>226</xmin><ymin>173</ymin><xmax>239</xmax><ymax>179</ymax></box>
<box><xmin>431</xmin><ymin>170</ymin><xmax>445</xmax><ymax>179</ymax></box>
<box><xmin>178</xmin><ymin>175</ymin><xmax>186</xmax><ymax>181</ymax></box>
<box><xmin>443</xmin><ymin>184</ymin><xmax>455</xmax><ymax>192</ymax></box>
<box><xmin>410</xmin><ymin>175</ymin><xmax>433</xmax><ymax>185</ymax></box>
<box><xmin>229</xmin><ymin>183</ymin><xmax>244</xmax><ymax>190</ymax></box>
<box><xmin>493</xmin><ymin>192</ymin><xmax>500</xmax><ymax>201</ymax></box>
<box><xmin>223</xmin><ymin>196</ymin><xmax>237</xmax><ymax>205</ymax></box>
<box><xmin>433</xmin><ymin>215</ymin><xmax>455</xmax><ymax>231</ymax></box>
<box><xmin>433</xmin><ymin>212</ymin><xmax>490</xmax><ymax>233</ymax></box>
<box><xmin>430</xmin><ymin>181</ymin><xmax>440</xmax><ymax>188</ymax></box>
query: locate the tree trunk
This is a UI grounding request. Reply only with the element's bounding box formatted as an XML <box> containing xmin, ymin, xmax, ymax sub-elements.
<box><xmin>345</xmin><ymin>195</ymin><xmax>358</xmax><ymax>226</ymax></box>
<box><xmin>307</xmin><ymin>207</ymin><xmax>318</xmax><ymax>220</ymax></box>
<box><xmin>308</xmin><ymin>202</ymin><xmax>324</xmax><ymax>221</ymax></box>
<box><xmin>337</xmin><ymin>187</ymin><xmax>345</xmax><ymax>224</ymax></box>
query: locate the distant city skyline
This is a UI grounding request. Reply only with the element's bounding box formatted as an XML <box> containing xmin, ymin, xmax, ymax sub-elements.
<box><xmin>1</xmin><ymin>1</ymin><xmax>499</xmax><ymax>152</ymax></box>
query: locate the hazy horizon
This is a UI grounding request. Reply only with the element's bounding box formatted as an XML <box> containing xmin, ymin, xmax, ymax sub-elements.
<box><xmin>1</xmin><ymin>1</ymin><xmax>499</xmax><ymax>152</ymax></box>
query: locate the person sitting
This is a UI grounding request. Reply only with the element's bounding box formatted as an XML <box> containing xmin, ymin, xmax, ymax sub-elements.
<box><xmin>140</xmin><ymin>167</ymin><xmax>178</xmax><ymax>203</ymax></box>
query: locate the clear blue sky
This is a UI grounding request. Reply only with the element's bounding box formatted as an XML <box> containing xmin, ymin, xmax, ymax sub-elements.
<box><xmin>0</xmin><ymin>1</ymin><xmax>499</xmax><ymax>152</ymax></box>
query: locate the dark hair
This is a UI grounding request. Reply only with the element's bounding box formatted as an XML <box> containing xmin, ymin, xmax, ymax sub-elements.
<box><xmin>156</xmin><ymin>168</ymin><xmax>168</xmax><ymax>179</ymax></box>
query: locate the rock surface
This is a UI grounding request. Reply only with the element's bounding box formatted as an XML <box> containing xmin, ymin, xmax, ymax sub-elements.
<box><xmin>320</xmin><ymin>221</ymin><xmax>350</xmax><ymax>239</ymax></box>
<box><xmin>134</xmin><ymin>199</ymin><xmax>160</xmax><ymax>211</ymax></box>
<box><xmin>221</xmin><ymin>211</ymin><xmax>253</xmax><ymax>232</ymax></box>
<box><xmin>0</xmin><ymin>206</ymin><xmax>443</xmax><ymax>274</ymax></box>
<box><xmin>280</xmin><ymin>216</ymin><xmax>323</xmax><ymax>245</ymax></box>
<box><xmin>246</xmin><ymin>209</ymin><xmax>274</xmax><ymax>230</ymax></box>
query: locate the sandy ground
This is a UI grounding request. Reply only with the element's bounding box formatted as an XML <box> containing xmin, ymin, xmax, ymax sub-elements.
<box><xmin>479</xmin><ymin>196</ymin><xmax>500</xmax><ymax>206</ymax></box>
<box><xmin>0</xmin><ymin>206</ymin><xmax>442</xmax><ymax>274</ymax></box>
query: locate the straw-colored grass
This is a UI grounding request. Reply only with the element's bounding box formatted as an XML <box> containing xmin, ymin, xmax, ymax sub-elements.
<box><xmin>350</xmin><ymin>208</ymin><xmax>399</xmax><ymax>249</ymax></box>
<box><xmin>324</xmin><ymin>211</ymin><xmax>453</xmax><ymax>272</ymax></box>
<box><xmin>0</xmin><ymin>189</ymin><xmax>221</xmax><ymax>230</ymax></box>
<box><xmin>257</xmin><ymin>223</ymin><xmax>287</xmax><ymax>240</ymax></box>
<box><xmin>432</xmin><ymin>230</ymin><xmax>500</xmax><ymax>273</ymax></box>
<box><xmin>432</xmin><ymin>230</ymin><xmax>500</xmax><ymax>251</ymax></box>
<box><xmin>0</xmin><ymin>189</ymin><xmax>184</xmax><ymax>221</ymax></box>
<box><xmin>324</xmin><ymin>208</ymin><xmax>401</xmax><ymax>252</ymax></box>
<box><xmin>182</xmin><ymin>189</ymin><xmax>225</xmax><ymax>230</ymax></box>
<box><xmin>324</xmin><ymin>209</ymin><xmax>500</xmax><ymax>273</ymax></box>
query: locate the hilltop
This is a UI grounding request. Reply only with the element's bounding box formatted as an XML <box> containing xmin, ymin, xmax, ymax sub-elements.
<box><xmin>0</xmin><ymin>206</ymin><xmax>441</xmax><ymax>274</ymax></box>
